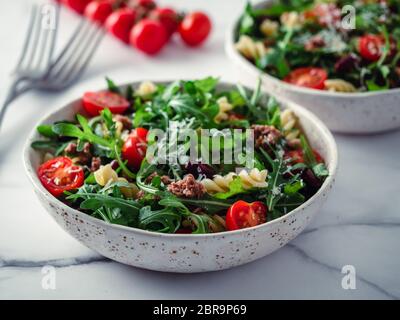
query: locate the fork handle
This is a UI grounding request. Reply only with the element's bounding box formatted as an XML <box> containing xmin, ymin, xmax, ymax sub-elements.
<box><xmin>0</xmin><ymin>79</ymin><xmax>32</xmax><ymax>132</ymax></box>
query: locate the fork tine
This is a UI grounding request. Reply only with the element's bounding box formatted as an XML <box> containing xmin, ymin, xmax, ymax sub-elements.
<box><xmin>62</xmin><ymin>27</ymin><xmax>105</xmax><ymax>86</ymax></box>
<box><xmin>36</xmin><ymin>3</ymin><xmax>60</xmax><ymax>71</ymax></box>
<box><xmin>46</xmin><ymin>18</ymin><xmax>88</xmax><ymax>76</ymax></box>
<box><xmin>24</xmin><ymin>7</ymin><xmax>43</xmax><ymax>73</ymax></box>
<box><xmin>14</xmin><ymin>5</ymin><xmax>38</xmax><ymax>72</ymax></box>
<box><xmin>48</xmin><ymin>21</ymin><xmax>104</xmax><ymax>87</ymax></box>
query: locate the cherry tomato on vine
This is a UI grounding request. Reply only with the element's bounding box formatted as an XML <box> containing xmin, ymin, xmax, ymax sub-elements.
<box><xmin>129</xmin><ymin>0</ymin><xmax>156</xmax><ymax>10</ymax></box>
<box><xmin>130</xmin><ymin>19</ymin><xmax>168</xmax><ymax>55</ymax></box>
<box><xmin>122</xmin><ymin>128</ymin><xmax>149</xmax><ymax>171</ymax></box>
<box><xmin>105</xmin><ymin>8</ymin><xmax>137</xmax><ymax>43</ymax></box>
<box><xmin>38</xmin><ymin>157</ymin><xmax>84</xmax><ymax>197</ymax></box>
<box><xmin>226</xmin><ymin>201</ymin><xmax>267</xmax><ymax>231</ymax></box>
<box><xmin>178</xmin><ymin>12</ymin><xmax>211</xmax><ymax>47</ymax></box>
<box><xmin>149</xmin><ymin>7</ymin><xmax>179</xmax><ymax>37</ymax></box>
<box><xmin>284</xmin><ymin>67</ymin><xmax>328</xmax><ymax>90</ymax></box>
<box><xmin>63</xmin><ymin>0</ymin><xmax>91</xmax><ymax>14</ymax></box>
<box><xmin>84</xmin><ymin>0</ymin><xmax>114</xmax><ymax>24</ymax></box>
<box><xmin>82</xmin><ymin>91</ymin><xmax>130</xmax><ymax>116</ymax></box>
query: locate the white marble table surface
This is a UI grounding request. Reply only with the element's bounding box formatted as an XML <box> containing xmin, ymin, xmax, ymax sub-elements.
<box><xmin>1</xmin><ymin>0</ymin><xmax>399</xmax><ymax>300</ymax></box>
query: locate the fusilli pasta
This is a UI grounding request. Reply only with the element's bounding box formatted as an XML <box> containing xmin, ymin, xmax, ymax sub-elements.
<box><xmin>280</xmin><ymin>109</ymin><xmax>300</xmax><ymax>142</ymax></box>
<box><xmin>238</xmin><ymin>168</ymin><xmax>268</xmax><ymax>189</ymax></box>
<box><xmin>260</xmin><ymin>19</ymin><xmax>279</xmax><ymax>37</ymax></box>
<box><xmin>235</xmin><ymin>35</ymin><xmax>267</xmax><ymax>61</ymax></box>
<box><xmin>280</xmin><ymin>11</ymin><xmax>302</xmax><ymax>28</ymax></box>
<box><xmin>215</xmin><ymin>96</ymin><xmax>234</xmax><ymax>123</ymax></box>
<box><xmin>94</xmin><ymin>164</ymin><xmax>138</xmax><ymax>198</ymax></box>
<box><xmin>202</xmin><ymin>172</ymin><xmax>236</xmax><ymax>193</ymax></box>
<box><xmin>94</xmin><ymin>164</ymin><xmax>118</xmax><ymax>186</ymax></box>
<box><xmin>324</xmin><ymin>79</ymin><xmax>357</xmax><ymax>92</ymax></box>
<box><xmin>202</xmin><ymin>168</ymin><xmax>268</xmax><ymax>194</ymax></box>
<box><xmin>136</xmin><ymin>81</ymin><xmax>157</xmax><ymax>97</ymax></box>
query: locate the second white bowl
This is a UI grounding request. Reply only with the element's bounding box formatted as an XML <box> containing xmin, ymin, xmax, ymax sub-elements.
<box><xmin>225</xmin><ymin>0</ymin><xmax>400</xmax><ymax>134</ymax></box>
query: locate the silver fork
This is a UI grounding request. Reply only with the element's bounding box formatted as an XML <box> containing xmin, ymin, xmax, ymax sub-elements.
<box><xmin>0</xmin><ymin>3</ymin><xmax>59</xmax><ymax>127</ymax></box>
<box><xmin>0</xmin><ymin>5</ymin><xmax>105</xmax><ymax>129</ymax></box>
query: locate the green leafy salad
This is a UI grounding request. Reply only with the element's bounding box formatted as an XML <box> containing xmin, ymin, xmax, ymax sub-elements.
<box><xmin>32</xmin><ymin>77</ymin><xmax>328</xmax><ymax>234</ymax></box>
<box><xmin>236</xmin><ymin>0</ymin><xmax>400</xmax><ymax>92</ymax></box>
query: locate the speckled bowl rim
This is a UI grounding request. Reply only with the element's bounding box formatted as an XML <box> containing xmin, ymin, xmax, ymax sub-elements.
<box><xmin>23</xmin><ymin>80</ymin><xmax>338</xmax><ymax>239</ymax></box>
<box><xmin>225</xmin><ymin>0</ymin><xmax>400</xmax><ymax>99</ymax></box>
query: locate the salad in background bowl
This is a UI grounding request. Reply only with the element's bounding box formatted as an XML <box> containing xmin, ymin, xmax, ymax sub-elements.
<box><xmin>226</xmin><ymin>0</ymin><xmax>400</xmax><ymax>133</ymax></box>
<box><xmin>24</xmin><ymin>78</ymin><xmax>337</xmax><ymax>272</ymax></box>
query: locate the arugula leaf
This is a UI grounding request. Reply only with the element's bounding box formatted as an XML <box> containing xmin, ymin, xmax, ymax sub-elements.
<box><xmin>37</xmin><ymin>124</ymin><xmax>58</xmax><ymax>138</ymax></box>
<box><xmin>300</xmin><ymin>135</ymin><xmax>329</xmax><ymax>180</ymax></box>
<box><xmin>193</xmin><ymin>77</ymin><xmax>219</xmax><ymax>93</ymax></box>
<box><xmin>213</xmin><ymin>176</ymin><xmax>248</xmax><ymax>199</ymax></box>
<box><xmin>105</xmin><ymin>77</ymin><xmax>121</xmax><ymax>94</ymax></box>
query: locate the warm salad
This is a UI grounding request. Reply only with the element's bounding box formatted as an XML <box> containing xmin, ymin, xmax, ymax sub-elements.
<box><xmin>235</xmin><ymin>0</ymin><xmax>400</xmax><ymax>92</ymax></box>
<box><xmin>32</xmin><ymin>77</ymin><xmax>328</xmax><ymax>234</ymax></box>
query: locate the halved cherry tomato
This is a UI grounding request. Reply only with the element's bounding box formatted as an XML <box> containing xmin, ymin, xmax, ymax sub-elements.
<box><xmin>226</xmin><ymin>200</ymin><xmax>267</xmax><ymax>231</ymax></box>
<box><xmin>284</xmin><ymin>67</ymin><xmax>328</xmax><ymax>90</ymax></box>
<box><xmin>358</xmin><ymin>34</ymin><xmax>396</xmax><ymax>62</ymax></box>
<box><xmin>149</xmin><ymin>7</ymin><xmax>179</xmax><ymax>38</ymax></box>
<box><xmin>130</xmin><ymin>19</ymin><xmax>168</xmax><ymax>55</ymax></box>
<box><xmin>178</xmin><ymin>12</ymin><xmax>212</xmax><ymax>47</ymax></box>
<box><xmin>62</xmin><ymin>0</ymin><xmax>91</xmax><ymax>14</ymax></box>
<box><xmin>82</xmin><ymin>91</ymin><xmax>130</xmax><ymax>116</ymax></box>
<box><xmin>105</xmin><ymin>8</ymin><xmax>137</xmax><ymax>43</ymax></box>
<box><xmin>304</xmin><ymin>3</ymin><xmax>341</xmax><ymax>27</ymax></box>
<box><xmin>38</xmin><ymin>157</ymin><xmax>84</xmax><ymax>197</ymax></box>
<box><xmin>285</xmin><ymin>149</ymin><xmax>324</xmax><ymax>165</ymax></box>
<box><xmin>122</xmin><ymin>128</ymin><xmax>149</xmax><ymax>171</ymax></box>
<box><xmin>84</xmin><ymin>0</ymin><xmax>114</xmax><ymax>24</ymax></box>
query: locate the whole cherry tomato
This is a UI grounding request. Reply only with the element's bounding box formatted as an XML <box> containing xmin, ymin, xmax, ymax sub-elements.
<box><xmin>149</xmin><ymin>7</ymin><xmax>179</xmax><ymax>37</ymax></box>
<box><xmin>178</xmin><ymin>11</ymin><xmax>211</xmax><ymax>47</ymax></box>
<box><xmin>284</xmin><ymin>67</ymin><xmax>328</xmax><ymax>90</ymax></box>
<box><xmin>82</xmin><ymin>91</ymin><xmax>130</xmax><ymax>116</ymax></box>
<box><xmin>105</xmin><ymin>8</ymin><xmax>137</xmax><ymax>43</ymax></box>
<box><xmin>122</xmin><ymin>128</ymin><xmax>149</xmax><ymax>171</ymax></box>
<box><xmin>38</xmin><ymin>157</ymin><xmax>84</xmax><ymax>197</ymax></box>
<box><xmin>62</xmin><ymin>0</ymin><xmax>91</xmax><ymax>14</ymax></box>
<box><xmin>358</xmin><ymin>34</ymin><xmax>396</xmax><ymax>62</ymax></box>
<box><xmin>130</xmin><ymin>19</ymin><xmax>168</xmax><ymax>55</ymax></box>
<box><xmin>226</xmin><ymin>200</ymin><xmax>267</xmax><ymax>231</ymax></box>
<box><xmin>84</xmin><ymin>0</ymin><xmax>114</xmax><ymax>24</ymax></box>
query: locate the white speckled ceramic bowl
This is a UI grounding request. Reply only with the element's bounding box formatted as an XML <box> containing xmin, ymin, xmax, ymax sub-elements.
<box><xmin>225</xmin><ymin>0</ymin><xmax>400</xmax><ymax>134</ymax></box>
<box><xmin>23</xmin><ymin>81</ymin><xmax>338</xmax><ymax>273</ymax></box>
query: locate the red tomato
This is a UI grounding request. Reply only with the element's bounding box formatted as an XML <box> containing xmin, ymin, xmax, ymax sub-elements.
<box><xmin>304</xmin><ymin>3</ymin><xmax>341</xmax><ymax>27</ymax></box>
<box><xmin>105</xmin><ymin>8</ymin><xmax>137</xmax><ymax>43</ymax></box>
<box><xmin>286</xmin><ymin>149</ymin><xmax>324</xmax><ymax>164</ymax></box>
<box><xmin>84</xmin><ymin>0</ymin><xmax>114</xmax><ymax>24</ymax></box>
<box><xmin>38</xmin><ymin>157</ymin><xmax>84</xmax><ymax>197</ymax></box>
<box><xmin>82</xmin><ymin>91</ymin><xmax>130</xmax><ymax>116</ymax></box>
<box><xmin>284</xmin><ymin>67</ymin><xmax>328</xmax><ymax>90</ymax></box>
<box><xmin>178</xmin><ymin>12</ymin><xmax>211</xmax><ymax>47</ymax></box>
<box><xmin>226</xmin><ymin>201</ymin><xmax>267</xmax><ymax>231</ymax></box>
<box><xmin>62</xmin><ymin>0</ymin><xmax>91</xmax><ymax>14</ymax></box>
<box><xmin>130</xmin><ymin>19</ymin><xmax>168</xmax><ymax>55</ymax></box>
<box><xmin>358</xmin><ymin>34</ymin><xmax>396</xmax><ymax>62</ymax></box>
<box><xmin>122</xmin><ymin>128</ymin><xmax>149</xmax><ymax>171</ymax></box>
<box><xmin>149</xmin><ymin>7</ymin><xmax>179</xmax><ymax>37</ymax></box>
